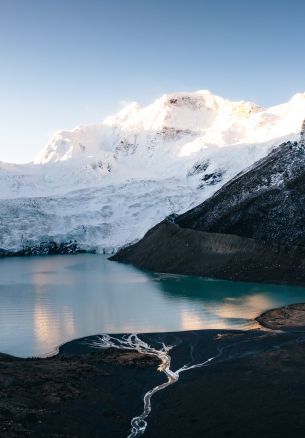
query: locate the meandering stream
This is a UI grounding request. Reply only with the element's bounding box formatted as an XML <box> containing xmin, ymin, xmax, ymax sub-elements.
<box><xmin>92</xmin><ymin>329</ymin><xmax>299</xmax><ymax>438</ymax></box>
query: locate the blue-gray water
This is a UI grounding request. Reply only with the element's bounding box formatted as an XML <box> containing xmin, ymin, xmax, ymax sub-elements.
<box><xmin>1</xmin><ymin>254</ymin><xmax>305</xmax><ymax>357</ymax></box>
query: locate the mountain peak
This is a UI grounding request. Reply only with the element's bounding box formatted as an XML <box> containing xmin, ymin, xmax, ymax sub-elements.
<box><xmin>3</xmin><ymin>90</ymin><xmax>305</xmax><ymax>255</ymax></box>
<box><xmin>34</xmin><ymin>90</ymin><xmax>305</xmax><ymax>165</ymax></box>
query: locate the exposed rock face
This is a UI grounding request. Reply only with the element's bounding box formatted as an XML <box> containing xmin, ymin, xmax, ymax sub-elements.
<box><xmin>176</xmin><ymin>141</ymin><xmax>305</xmax><ymax>246</ymax></box>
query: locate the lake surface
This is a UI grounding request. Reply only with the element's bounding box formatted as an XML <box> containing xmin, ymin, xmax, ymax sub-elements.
<box><xmin>1</xmin><ymin>254</ymin><xmax>305</xmax><ymax>357</ymax></box>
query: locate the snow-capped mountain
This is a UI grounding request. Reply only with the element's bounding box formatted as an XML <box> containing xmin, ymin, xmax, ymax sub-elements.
<box><xmin>112</xmin><ymin>139</ymin><xmax>305</xmax><ymax>285</ymax></box>
<box><xmin>1</xmin><ymin>90</ymin><xmax>305</xmax><ymax>255</ymax></box>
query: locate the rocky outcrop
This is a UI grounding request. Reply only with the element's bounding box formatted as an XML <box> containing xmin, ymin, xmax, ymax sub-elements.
<box><xmin>256</xmin><ymin>303</ymin><xmax>305</xmax><ymax>330</ymax></box>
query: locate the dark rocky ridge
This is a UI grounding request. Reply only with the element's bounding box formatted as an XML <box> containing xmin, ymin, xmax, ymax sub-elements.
<box><xmin>176</xmin><ymin>140</ymin><xmax>305</xmax><ymax>246</ymax></box>
<box><xmin>112</xmin><ymin>136</ymin><xmax>305</xmax><ymax>285</ymax></box>
<box><xmin>111</xmin><ymin>220</ymin><xmax>305</xmax><ymax>285</ymax></box>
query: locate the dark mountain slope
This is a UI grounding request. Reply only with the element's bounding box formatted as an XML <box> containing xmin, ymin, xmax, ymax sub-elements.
<box><xmin>177</xmin><ymin>140</ymin><xmax>305</xmax><ymax>245</ymax></box>
<box><xmin>111</xmin><ymin>220</ymin><xmax>305</xmax><ymax>285</ymax></box>
<box><xmin>111</xmin><ymin>134</ymin><xmax>305</xmax><ymax>285</ymax></box>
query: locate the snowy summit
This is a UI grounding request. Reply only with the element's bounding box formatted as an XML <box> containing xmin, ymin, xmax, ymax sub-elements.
<box><xmin>1</xmin><ymin>90</ymin><xmax>305</xmax><ymax>255</ymax></box>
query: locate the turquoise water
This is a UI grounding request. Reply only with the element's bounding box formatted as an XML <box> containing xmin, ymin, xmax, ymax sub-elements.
<box><xmin>1</xmin><ymin>254</ymin><xmax>305</xmax><ymax>357</ymax></box>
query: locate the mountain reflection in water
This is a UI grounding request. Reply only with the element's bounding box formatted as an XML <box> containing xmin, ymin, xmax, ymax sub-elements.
<box><xmin>1</xmin><ymin>254</ymin><xmax>305</xmax><ymax>357</ymax></box>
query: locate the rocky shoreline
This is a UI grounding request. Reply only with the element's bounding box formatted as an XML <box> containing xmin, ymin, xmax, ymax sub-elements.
<box><xmin>2</xmin><ymin>304</ymin><xmax>305</xmax><ymax>437</ymax></box>
<box><xmin>256</xmin><ymin>303</ymin><xmax>305</xmax><ymax>330</ymax></box>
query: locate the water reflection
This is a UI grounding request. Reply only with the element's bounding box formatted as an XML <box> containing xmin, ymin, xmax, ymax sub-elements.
<box><xmin>154</xmin><ymin>273</ymin><xmax>305</xmax><ymax>325</ymax></box>
<box><xmin>34</xmin><ymin>303</ymin><xmax>76</xmax><ymax>347</ymax></box>
<box><xmin>1</xmin><ymin>254</ymin><xmax>305</xmax><ymax>357</ymax></box>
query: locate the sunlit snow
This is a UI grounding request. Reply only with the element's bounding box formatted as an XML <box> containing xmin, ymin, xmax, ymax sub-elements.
<box><xmin>1</xmin><ymin>90</ymin><xmax>305</xmax><ymax>253</ymax></box>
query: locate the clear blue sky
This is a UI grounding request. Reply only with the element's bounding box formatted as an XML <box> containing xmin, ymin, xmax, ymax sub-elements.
<box><xmin>1</xmin><ymin>0</ymin><xmax>305</xmax><ymax>163</ymax></box>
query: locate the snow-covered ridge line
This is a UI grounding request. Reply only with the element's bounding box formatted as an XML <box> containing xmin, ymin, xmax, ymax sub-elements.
<box><xmin>35</xmin><ymin>90</ymin><xmax>305</xmax><ymax>165</ymax></box>
<box><xmin>1</xmin><ymin>90</ymin><xmax>305</xmax><ymax>255</ymax></box>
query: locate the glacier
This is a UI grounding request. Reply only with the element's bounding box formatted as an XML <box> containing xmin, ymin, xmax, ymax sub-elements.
<box><xmin>1</xmin><ymin>90</ymin><xmax>305</xmax><ymax>255</ymax></box>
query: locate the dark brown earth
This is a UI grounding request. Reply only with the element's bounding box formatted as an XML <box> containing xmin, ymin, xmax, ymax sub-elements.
<box><xmin>0</xmin><ymin>339</ymin><xmax>162</xmax><ymax>438</ymax></box>
<box><xmin>2</xmin><ymin>304</ymin><xmax>305</xmax><ymax>438</ymax></box>
<box><xmin>256</xmin><ymin>302</ymin><xmax>305</xmax><ymax>330</ymax></box>
<box><xmin>111</xmin><ymin>220</ymin><xmax>305</xmax><ymax>286</ymax></box>
<box><xmin>145</xmin><ymin>338</ymin><xmax>305</xmax><ymax>438</ymax></box>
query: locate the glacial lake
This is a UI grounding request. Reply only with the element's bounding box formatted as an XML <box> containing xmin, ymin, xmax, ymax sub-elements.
<box><xmin>1</xmin><ymin>253</ymin><xmax>305</xmax><ymax>357</ymax></box>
